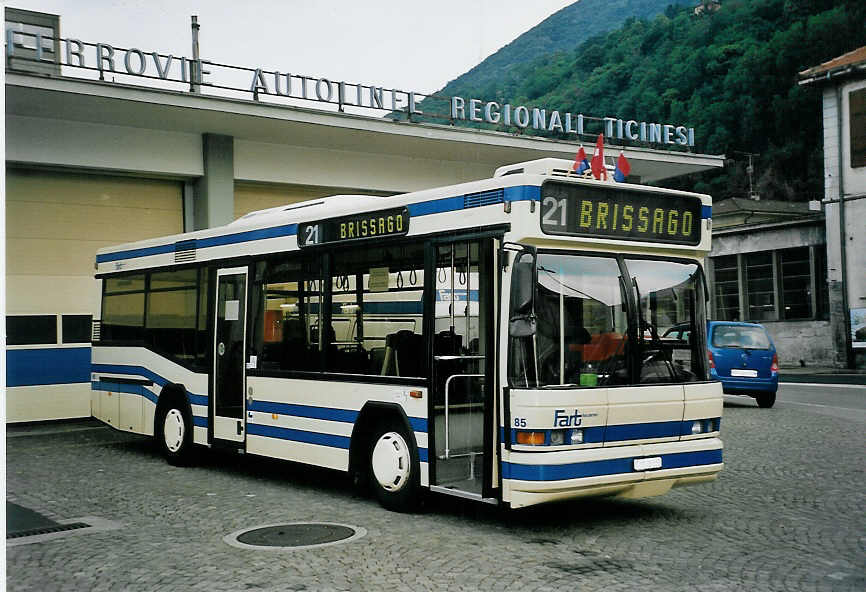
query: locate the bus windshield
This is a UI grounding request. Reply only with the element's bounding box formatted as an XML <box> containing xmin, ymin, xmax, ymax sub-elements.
<box><xmin>508</xmin><ymin>251</ymin><xmax>708</xmax><ymax>388</ymax></box>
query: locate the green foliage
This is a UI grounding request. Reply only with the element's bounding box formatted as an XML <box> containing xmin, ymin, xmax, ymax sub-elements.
<box><xmin>422</xmin><ymin>0</ymin><xmax>866</xmax><ymax>202</ymax></box>
<box><xmin>413</xmin><ymin>0</ymin><xmax>691</xmax><ymax>127</ymax></box>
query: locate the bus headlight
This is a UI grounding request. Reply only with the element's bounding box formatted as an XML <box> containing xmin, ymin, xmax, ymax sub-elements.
<box><xmin>549</xmin><ymin>430</ymin><xmax>565</xmax><ymax>445</ymax></box>
<box><xmin>570</xmin><ymin>429</ymin><xmax>584</xmax><ymax>444</ymax></box>
<box><xmin>691</xmin><ymin>421</ymin><xmax>703</xmax><ymax>435</ymax></box>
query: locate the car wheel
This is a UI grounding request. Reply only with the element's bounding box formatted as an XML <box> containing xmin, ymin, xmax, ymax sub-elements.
<box><xmin>756</xmin><ymin>392</ymin><xmax>776</xmax><ymax>409</ymax></box>
<box><xmin>369</xmin><ymin>421</ymin><xmax>420</xmax><ymax>512</ymax></box>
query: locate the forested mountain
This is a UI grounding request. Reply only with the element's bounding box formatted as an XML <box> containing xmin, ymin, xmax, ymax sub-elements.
<box><xmin>420</xmin><ymin>0</ymin><xmax>866</xmax><ymax>202</ymax></box>
<box><xmin>436</xmin><ymin>0</ymin><xmax>692</xmax><ymax>100</ymax></box>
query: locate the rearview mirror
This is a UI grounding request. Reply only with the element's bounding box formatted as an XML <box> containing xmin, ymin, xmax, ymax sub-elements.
<box><xmin>510</xmin><ymin>252</ymin><xmax>535</xmax><ymax>315</ymax></box>
<box><xmin>509</xmin><ymin>251</ymin><xmax>536</xmax><ymax>337</ymax></box>
<box><xmin>509</xmin><ymin>315</ymin><xmax>537</xmax><ymax>337</ymax></box>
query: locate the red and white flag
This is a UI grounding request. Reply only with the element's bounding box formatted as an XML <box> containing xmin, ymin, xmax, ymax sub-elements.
<box><xmin>590</xmin><ymin>133</ymin><xmax>606</xmax><ymax>180</ymax></box>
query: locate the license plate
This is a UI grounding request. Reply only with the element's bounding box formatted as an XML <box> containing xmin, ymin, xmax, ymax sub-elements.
<box><xmin>633</xmin><ymin>456</ymin><xmax>662</xmax><ymax>471</ymax></box>
<box><xmin>731</xmin><ymin>369</ymin><xmax>758</xmax><ymax>377</ymax></box>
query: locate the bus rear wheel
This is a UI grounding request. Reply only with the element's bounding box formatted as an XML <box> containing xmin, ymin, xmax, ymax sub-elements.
<box><xmin>156</xmin><ymin>399</ymin><xmax>195</xmax><ymax>465</ymax></box>
<box><xmin>369</xmin><ymin>422</ymin><xmax>420</xmax><ymax>512</ymax></box>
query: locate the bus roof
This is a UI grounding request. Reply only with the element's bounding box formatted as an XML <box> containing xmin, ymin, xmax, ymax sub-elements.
<box><xmin>95</xmin><ymin>158</ymin><xmax>711</xmax><ymax>273</ymax></box>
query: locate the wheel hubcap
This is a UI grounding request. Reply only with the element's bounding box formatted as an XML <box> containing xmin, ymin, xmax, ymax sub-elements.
<box><xmin>164</xmin><ymin>409</ymin><xmax>185</xmax><ymax>453</ymax></box>
<box><xmin>371</xmin><ymin>432</ymin><xmax>411</xmax><ymax>492</ymax></box>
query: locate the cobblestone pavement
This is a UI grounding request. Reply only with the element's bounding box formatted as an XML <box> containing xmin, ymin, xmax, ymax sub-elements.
<box><xmin>7</xmin><ymin>386</ymin><xmax>865</xmax><ymax>591</ymax></box>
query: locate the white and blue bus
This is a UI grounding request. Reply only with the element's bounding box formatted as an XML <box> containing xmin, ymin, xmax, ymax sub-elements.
<box><xmin>91</xmin><ymin>158</ymin><xmax>722</xmax><ymax>510</ymax></box>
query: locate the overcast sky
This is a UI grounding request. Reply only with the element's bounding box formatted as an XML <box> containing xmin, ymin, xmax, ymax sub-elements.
<box><xmin>10</xmin><ymin>0</ymin><xmax>576</xmax><ymax>94</ymax></box>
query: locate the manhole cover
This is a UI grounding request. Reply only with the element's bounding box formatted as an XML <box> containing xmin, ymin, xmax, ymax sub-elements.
<box><xmin>224</xmin><ymin>522</ymin><xmax>366</xmax><ymax>551</ymax></box>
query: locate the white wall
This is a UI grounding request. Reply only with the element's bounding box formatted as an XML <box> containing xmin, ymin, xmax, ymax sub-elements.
<box><xmin>822</xmin><ymin>79</ymin><xmax>866</xmax><ymax>307</ymax></box>
<box><xmin>5</xmin><ymin>115</ymin><xmax>203</xmax><ymax>177</ymax></box>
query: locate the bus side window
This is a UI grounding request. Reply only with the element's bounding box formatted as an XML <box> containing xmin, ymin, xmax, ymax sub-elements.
<box><xmin>251</xmin><ymin>255</ymin><xmax>323</xmax><ymax>373</ymax></box>
<box><xmin>329</xmin><ymin>242</ymin><xmax>426</xmax><ymax>377</ymax></box>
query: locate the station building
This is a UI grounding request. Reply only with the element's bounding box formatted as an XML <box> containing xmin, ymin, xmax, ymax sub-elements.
<box><xmin>798</xmin><ymin>46</ymin><xmax>866</xmax><ymax>369</ymax></box>
<box><xmin>702</xmin><ymin>46</ymin><xmax>866</xmax><ymax>370</ymax></box>
<box><xmin>705</xmin><ymin>198</ymin><xmax>832</xmax><ymax>365</ymax></box>
<box><xmin>19</xmin><ymin>7</ymin><xmax>856</xmax><ymax>423</ymax></box>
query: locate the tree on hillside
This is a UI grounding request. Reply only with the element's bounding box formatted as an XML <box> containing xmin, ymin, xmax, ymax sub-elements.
<box><xmin>421</xmin><ymin>0</ymin><xmax>866</xmax><ymax>202</ymax></box>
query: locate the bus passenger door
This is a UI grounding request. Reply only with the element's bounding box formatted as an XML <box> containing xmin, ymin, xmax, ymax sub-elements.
<box><xmin>429</xmin><ymin>238</ymin><xmax>497</xmax><ymax>501</ymax></box>
<box><xmin>213</xmin><ymin>267</ymin><xmax>248</xmax><ymax>444</ymax></box>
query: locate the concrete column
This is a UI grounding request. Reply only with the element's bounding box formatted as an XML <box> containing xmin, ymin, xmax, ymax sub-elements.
<box><xmin>193</xmin><ymin>133</ymin><xmax>234</xmax><ymax>230</ymax></box>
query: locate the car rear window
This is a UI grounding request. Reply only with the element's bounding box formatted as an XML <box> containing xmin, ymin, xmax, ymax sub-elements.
<box><xmin>711</xmin><ymin>326</ymin><xmax>771</xmax><ymax>349</ymax></box>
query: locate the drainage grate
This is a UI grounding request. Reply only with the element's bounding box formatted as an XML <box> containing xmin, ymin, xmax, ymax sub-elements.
<box><xmin>7</xmin><ymin>522</ymin><xmax>90</xmax><ymax>539</ymax></box>
<box><xmin>224</xmin><ymin>522</ymin><xmax>366</xmax><ymax>551</ymax></box>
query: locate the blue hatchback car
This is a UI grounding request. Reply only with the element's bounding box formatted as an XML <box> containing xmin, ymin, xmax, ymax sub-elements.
<box><xmin>707</xmin><ymin>321</ymin><xmax>779</xmax><ymax>408</ymax></box>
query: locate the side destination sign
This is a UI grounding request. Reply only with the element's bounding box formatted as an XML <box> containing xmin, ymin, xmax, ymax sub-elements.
<box><xmin>298</xmin><ymin>207</ymin><xmax>410</xmax><ymax>247</ymax></box>
<box><xmin>540</xmin><ymin>181</ymin><xmax>702</xmax><ymax>245</ymax></box>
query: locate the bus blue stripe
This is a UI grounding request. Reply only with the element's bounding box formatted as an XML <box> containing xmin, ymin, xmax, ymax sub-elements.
<box><xmin>408</xmin><ymin>417</ymin><xmax>428</xmax><ymax>433</ymax></box>
<box><xmin>249</xmin><ymin>400</ymin><xmax>427</xmax><ymax>433</ymax></box>
<box><xmin>503</xmin><ymin>185</ymin><xmax>541</xmax><ymax>202</ymax></box>
<box><xmin>247</xmin><ymin>422</ymin><xmax>429</xmax><ymax>462</ymax></box>
<box><xmin>97</xmin><ymin>186</ymin><xmax>543</xmax><ymax>264</ymax></box>
<box><xmin>407</xmin><ymin>195</ymin><xmax>465</xmax><ymax>217</ymax></box>
<box><xmin>96</xmin><ymin>224</ymin><xmax>299</xmax><ymax>263</ymax></box>
<box><xmin>7</xmin><ymin>347</ymin><xmax>91</xmax><ymax>387</ymax></box>
<box><xmin>91</xmin><ymin>380</ymin><xmax>159</xmax><ymax>404</ymax></box>
<box><xmin>91</xmin><ymin>363</ymin><xmax>208</xmax><ymax>405</ymax></box>
<box><xmin>701</xmin><ymin>205</ymin><xmax>712</xmax><ymax>219</ymax></box>
<box><xmin>91</xmin><ymin>380</ymin><xmax>207</xmax><ymax>425</ymax></box>
<box><xmin>605</xmin><ymin>420</ymin><xmax>684</xmax><ymax>441</ymax></box>
<box><xmin>507</xmin><ymin>419</ymin><xmax>721</xmax><ymax>445</ymax></box>
<box><xmin>96</xmin><ymin>243</ymin><xmax>175</xmax><ymax>263</ymax></box>
<box><xmin>248</xmin><ymin>401</ymin><xmax>358</xmax><ymax>423</ymax></box>
<box><xmin>246</xmin><ymin>423</ymin><xmax>351</xmax><ymax>448</ymax></box>
<box><xmin>195</xmin><ymin>224</ymin><xmax>298</xmax><ymax>248</ymax></box>
<box><xmin>502</xmin><ymin>449</ymin><xmax>722</xmax><ymax>481</ymax></box>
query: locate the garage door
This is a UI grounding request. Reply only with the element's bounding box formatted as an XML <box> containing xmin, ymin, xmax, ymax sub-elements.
<box><xmin>6</xmin><ymin>169</ymin><xmax>183</xmax><ymax>422</ymax></box>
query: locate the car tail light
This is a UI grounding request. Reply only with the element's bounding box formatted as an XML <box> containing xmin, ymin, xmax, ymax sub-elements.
<box><xmin>771</xmin><ymin>353</ymin><xmax>778</xmax><ymax>373</ymax></box>
<box><xmin>708</xmin><ymin>350</ymin><xmax>715</xmax><ymax>369</ymax></box>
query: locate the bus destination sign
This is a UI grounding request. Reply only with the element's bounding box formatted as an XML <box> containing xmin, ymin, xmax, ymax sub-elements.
<box><xmin>298</xmin><ymin>207</ymin><xmax>410</xmax><ymax>248</ymax></box>
<box><xmin>539</xmin><ymin>182</ymin><xmax>702</xmax><ymax>245</ymax></box>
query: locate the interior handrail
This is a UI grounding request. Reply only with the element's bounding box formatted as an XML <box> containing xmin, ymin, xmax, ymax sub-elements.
<box><xmin>443</xmin><ymin>373</ymin><xmax>484</xmax><ymax>460</ymax></box>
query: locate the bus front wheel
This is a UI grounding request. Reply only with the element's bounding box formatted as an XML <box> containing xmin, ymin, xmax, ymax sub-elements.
<box><xmin>369</xmin><ymin>422</ymin><xmax>420</xmax><ymax>512</ymax></box>
<box><xmin>156</xmin><ymin>398</ymin><xmax>195</xmax><ymax>465</ymax></box>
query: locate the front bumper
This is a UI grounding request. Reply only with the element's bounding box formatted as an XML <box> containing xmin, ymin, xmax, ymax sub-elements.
<box><xmin>503</xmin><ymin>437</ymin><xmax>723</xmax><ymax>508</ymax></box>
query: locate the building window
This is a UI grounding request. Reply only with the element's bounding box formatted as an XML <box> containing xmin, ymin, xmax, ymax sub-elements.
<box><xmin>712</xmin><ymin>255</ymin><xmax>740</xmax><ymax>321</ymax></box>
<box><xmin>815</xmin><ymin>247</ymin><xmax>829</xmax><ymax>319</ymax></box>
<box><xmin>780</xmin><ymin>247</ymin><xmax>812</xmax><ymax>320</ymax></box>
<box><xmin>851</xmin><ymin>88</ymin><xmax>866</xmax><ymax>168</ymax></box>
<box><xmin>7</xmin><ymin>315</ymin><xmax>57</xmax><ymax>345</ymax></box>
<box><xmin>712</xmin><ymin>246</ymin><xmax>829</xmax><ymax>322</ymax></box>
<box><xmin>745</xmin><ymin>252</ymin><xmax>775</xmax><ymax>321</ymax></box>
<box><xmin>62</xmin><ymin>315</ymin><xmax>92</xmax><ymax>343</ymax></box>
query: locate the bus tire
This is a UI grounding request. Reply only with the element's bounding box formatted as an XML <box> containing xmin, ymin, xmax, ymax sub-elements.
<box><xmin>368</xmin><ymin>421</ymin><xmax>420</xmax><ymax>512</ymax></box>
<box><xmin>755</xmin><ymin>392</ymin><xmax>776</xmax><ymax>409</ymax></box>
<box><xmin>155</xmin><ymin>393</ymin><xmax>196</xmax><ymax>466</ymax></box>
